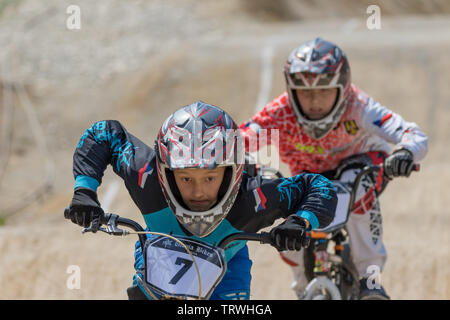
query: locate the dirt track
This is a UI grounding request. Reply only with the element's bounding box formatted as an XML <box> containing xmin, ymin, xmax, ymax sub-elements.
<box><xmin>0</xmin><ymin>1</ymin><xmax>449</xmax><ymax>300</ymax></box>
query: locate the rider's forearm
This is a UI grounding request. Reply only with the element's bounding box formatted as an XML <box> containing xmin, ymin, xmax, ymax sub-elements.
<box><xmin>73</xmin><ymin>120</ymin><xmax>152</xmax><ymax>192</ymax></box>
<box><xmin>392</xmin><ymin>126</ymin><xmax>428</xmax><ymax>162</ymax></box>
<box><xmin>362</xmin><ymin>99</ymin><xmax>428</xmax><ymax>162</ymax></box>
<box><xmin>73</xmin><ymin>121</ymin><xmax>113</xmax><ymax>191</ymax></box>
<box><xmin>277</xmin><ymin>173</ymin><xmax>337</xmax><ymax>230</ymax></box>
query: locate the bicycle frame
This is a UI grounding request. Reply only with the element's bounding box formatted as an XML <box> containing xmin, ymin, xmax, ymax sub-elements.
<box><xmin>302</xmin><ymin>166</ymin><xmax>382</xmax><ymax>300</ymax></box>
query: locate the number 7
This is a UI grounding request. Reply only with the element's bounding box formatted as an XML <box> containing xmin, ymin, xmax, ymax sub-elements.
<box><xmin>169</xmin><ymin>257</ymin><xmax>193</xmax><ymax>284</ymax></box>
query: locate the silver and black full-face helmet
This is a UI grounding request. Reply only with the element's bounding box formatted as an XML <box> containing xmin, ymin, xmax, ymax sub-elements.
<box><xmin>155</xmin><ymin>101</ymin><xmax>245</xmax><ymax>238</ymax></box>
<box><xmin>284</xmin><ymin>37</ymin><xmax>351</xmax><ymax>139</ymax></box>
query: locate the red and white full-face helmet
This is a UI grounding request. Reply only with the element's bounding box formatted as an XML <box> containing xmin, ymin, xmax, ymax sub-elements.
<box><xmin>284</xmin><ymin>38</ymin><xmax>351</xmax><ymax>140</ymax></box>
<box><xmin>155</xmin><ymin>101</ymin><xmax>245</xmax><ymax>238</ymax></box>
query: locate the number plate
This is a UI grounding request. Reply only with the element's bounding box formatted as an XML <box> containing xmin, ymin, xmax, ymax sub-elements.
<box><xmin>317</xmin><ymin>181</ymin><xmax>351</xmax><ymax>233</ymax></box>
<box><xmin>144</xmin><ymin>236</ymin><xmax>226</xmax><ymax>299</ymax></box>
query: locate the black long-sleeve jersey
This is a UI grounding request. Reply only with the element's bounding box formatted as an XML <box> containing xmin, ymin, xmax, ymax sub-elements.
<box><xmin>73</xmin><ymin>120</ymin><xmax>337</xmax><ymax>261</ymax></box>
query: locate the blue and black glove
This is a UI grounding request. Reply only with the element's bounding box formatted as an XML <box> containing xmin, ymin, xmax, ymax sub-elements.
<box><xmin>384</xmin><ymin>149</ymin><xmax>414</xmax><ymax>178</ymax></box>
<box><xmin>67</xmin><ymin>188</ymin><xmax>104</xmax><ymax>228</ymax></box>
<box><xmin>270</xmin><ymin>215</ymin><xmax>310</xmax><ymax>251</ymax></box>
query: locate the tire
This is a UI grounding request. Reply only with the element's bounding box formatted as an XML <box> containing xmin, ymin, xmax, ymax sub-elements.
<box><xmin>338</xmin><ymin>243</ymin><xmax>360</xmax><ymax>300</ymax></box>
<box><xmin>302</xmin><ymin>276</ymin><xmax>342</xmax><ymax>300</ymax></box>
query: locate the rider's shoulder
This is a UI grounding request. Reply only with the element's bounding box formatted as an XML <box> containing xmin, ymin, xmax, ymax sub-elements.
<box><xmin>87</xmin><ymin>119</ymin><xmax>129</xmax><ymax>132</ymax></box>
<box><xmin>239</xmin><ymin>172</ymin><xmax>274</xmax><ymax>194</ymax></box>
<box><xmin>264</xmin><ymin>92</ymin><xmax>291</xmax><ymax>113</ymax></box>
<box><xmin>340</xmin><ymin>84</ymin><xmax>378</xmax><ymax>120</ymax></box>
<box><xmin>344</xmin><ymin>84</ymin><xmax>371</xmax><ymax>107</ymax></box>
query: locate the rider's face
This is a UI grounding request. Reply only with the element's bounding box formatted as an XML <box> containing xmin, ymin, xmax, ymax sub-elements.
<box><xmin>296</xmin><ymin>88</ymin><xmax>338</xmax><ymax>120</ymax></box>
<box><xmin>173</xmin><ymin>167</ymin><xmax>226</xmax><ymax>212</ymax></box>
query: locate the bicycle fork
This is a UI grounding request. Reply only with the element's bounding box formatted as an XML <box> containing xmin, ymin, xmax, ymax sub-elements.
<box><xmin>301</xmin><ymin>235</ymin><xmax>343</xmax><ymax>300</ymax></box>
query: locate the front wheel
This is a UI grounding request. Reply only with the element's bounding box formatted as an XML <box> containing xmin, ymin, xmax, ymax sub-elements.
<box><xmin>338</xmin><ymin>243</ymin><xmax>360</xmax><ymax>300</ymax></box>
<box><xmin>301</xmin><ymin>276</ymin><xmax>342</xmax><ymax>300</ymax></box>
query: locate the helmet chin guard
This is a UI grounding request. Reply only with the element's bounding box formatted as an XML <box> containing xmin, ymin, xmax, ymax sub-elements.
<box><xmin>157</xmin><ymin>162</ymin><xmax>240</xmax><ymax>237</ymax></box>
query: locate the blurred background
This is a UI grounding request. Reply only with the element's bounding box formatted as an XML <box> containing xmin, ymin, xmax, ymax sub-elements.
<box><xmin>0</xmin><ymin>0</ymin><xmax>449</xmax><ymax>299</ymax></box>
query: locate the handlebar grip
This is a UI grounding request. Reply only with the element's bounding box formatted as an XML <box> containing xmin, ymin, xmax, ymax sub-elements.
<box><xmin>259</xmin><ymin>232</ymin><xmax>273</xmax><ymax>245</ymax></box>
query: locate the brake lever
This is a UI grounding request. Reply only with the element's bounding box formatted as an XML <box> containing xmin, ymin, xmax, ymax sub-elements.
<box><xmin>82</xmin><ymin>214</ymin><xmax>129</xmax><ymax>236</ymax></box>
<box><xmin>81</xmin><ymin>226</ymin><xmax>93</xmax><ymax>234</ymax></box>
<box><xmin>81</xmin><ymin>216</ymin><xmax>101</xmax><ymax>234</ymax></box>
<box><xmin>82</xmin><ymin>226</ymin><xmax>109</xmax><ymax>234</ymax></box>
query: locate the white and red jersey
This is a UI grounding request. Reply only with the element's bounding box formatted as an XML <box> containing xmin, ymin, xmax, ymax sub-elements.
<box><xmin>239</xmin><ymin>84</ymin><xmax>428</xmax><ymax>175</ymax></box>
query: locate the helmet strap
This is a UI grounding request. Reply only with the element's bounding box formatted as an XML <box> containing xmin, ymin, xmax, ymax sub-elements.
<box><xmin>217</xmin><ymin>166</ymin><xmax>232</xmax><ymax>202</ymax></box>
<box><xmin>165</xmin><ymin>169</ymin><xmax>190</xmax><ymax>210</ymax></box>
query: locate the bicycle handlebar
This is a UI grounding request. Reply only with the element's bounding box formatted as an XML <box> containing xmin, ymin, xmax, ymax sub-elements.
<box><xmin>64</xmin><ymin>207</ymin><xmax>274</xmax><ymax>250</ymax></box>
<box><xmin>64</xmin><ymin>208</ymin><xmax>144</xmax><ymax>234</ymax></box>
<box><xmin>259</xmin><ymin>163</ymin><xmax>420</xmax><ymax>180</ymax></box>
<box><xmin>259</xmin><ymin>163</ymin><xmax>420</xmax><ymax>235</ymax></box>
<box><xmin>218</xmin><ymin>232</ymin><xmax>272</xmax><ymax>249</ymax></box>
<box><xmin>343</xmin><ymin>163</ymin><xmax>419</xmax><ymax>214</ymax></box>
<box><xmin>64</xmin><ymin>163</ymin><xmax>420</xmax><ymax>250</ymax></box>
